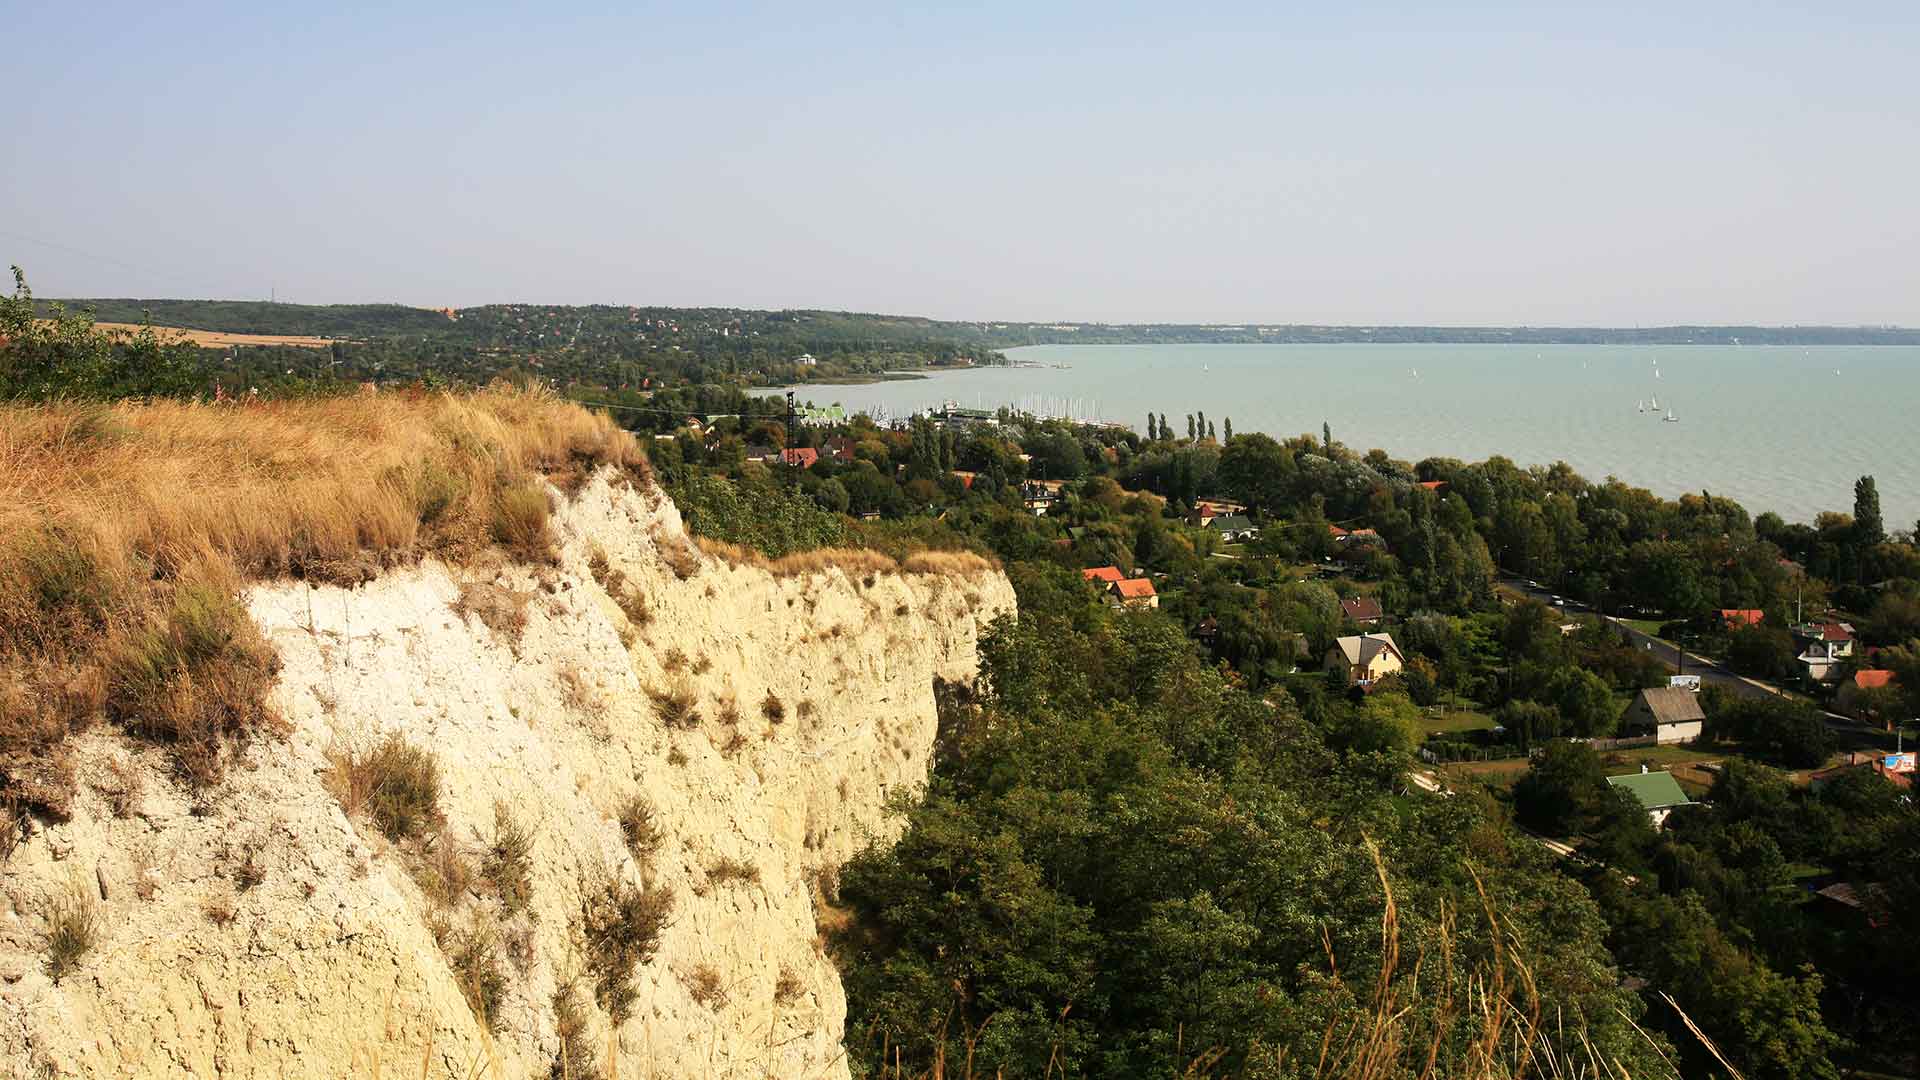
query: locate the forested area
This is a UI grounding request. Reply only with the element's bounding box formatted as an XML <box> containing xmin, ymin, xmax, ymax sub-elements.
<box><xmin>626</xmin><ymin>392</ymin><xmax>1920</xmax><ymax>1077</ymax></box>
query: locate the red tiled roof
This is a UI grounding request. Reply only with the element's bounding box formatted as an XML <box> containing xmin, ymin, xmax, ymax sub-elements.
<box><xmin>781</xmin><ymin>447</ymin><xmax>819</xmax><ymax>468</ymax></box>
<box><xmin>1341</xmin><ymin>596</ymin><xmax>1384</xmax><ymax>621</ymax></box>
<box><xmin>1327</xmin><ymin>524</ymin><xmax>1349</xmax><ymax>537</ymax></box>
<box><xmin>1082</xmin><ymin>566</ymin><xmax>1125</xmax><ymax>584</ymax></box>
<box><xmin>1818</xmin><ymin>622</ymin><xmax>1854</xmax><ymax>641</ymax></box>
<box><xmin>1720</xmin><ymin>609</ymin><xmax>1764</xmax><ymax>627</ymax></box>
<box><xmin>1417</xmin><ymin>480</ymin><xmax>1447</xmax><ymax>490</ymax></box>
<box><xmin>1113</xmin><ymin>578</ymin><xmax>1157</xmax><ymax>600</ymax></box>
<box><xmin>1854</xmin><ymin>669</ymin><xmax>1895</xmax><ymax>690</ymax></box>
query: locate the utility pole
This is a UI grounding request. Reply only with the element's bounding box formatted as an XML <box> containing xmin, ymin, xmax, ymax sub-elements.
<box><xmin>784</xmin><ymin>391</ymin><xmax>797</xmax><ymax>489</ymax></box>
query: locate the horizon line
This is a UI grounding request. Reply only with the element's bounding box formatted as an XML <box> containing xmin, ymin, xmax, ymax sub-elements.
<box><xmin>39</xmin><ymin>296</ymin><xmax>1920</xmax><ymax>335</ymax></box>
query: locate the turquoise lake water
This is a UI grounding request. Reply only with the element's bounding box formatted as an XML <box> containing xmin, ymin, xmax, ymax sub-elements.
<box><xmin>776</xmin><ymin>343</ymin><xmax>1920</xmax><ymax>528</ymax></box>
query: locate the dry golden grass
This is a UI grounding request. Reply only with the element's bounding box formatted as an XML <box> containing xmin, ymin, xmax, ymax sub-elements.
<box><xmin>900</xmin><ymin>550</ymin><xmax>999</xmax><ymax>576</ymax></box>
<box><xmin>80</xmin><ymin>320</ymin><xmax>337</xmax><ymax>349</ymax></box>
<box><xmin>692</xmin><ymin>536</ymin><xmax>1000</xmax><ymax>580</ymax></box>
<box><xmin>0</xmin><ymin>384</ymin><xmax>647</xmax><ymax>813</ymax></box>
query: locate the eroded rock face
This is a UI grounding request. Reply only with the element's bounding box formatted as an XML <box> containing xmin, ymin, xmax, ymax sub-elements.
<box><xmin>0</xmin><ymin>473</ymin><xmax>1013</xmax><ymax>1078</ymax></box>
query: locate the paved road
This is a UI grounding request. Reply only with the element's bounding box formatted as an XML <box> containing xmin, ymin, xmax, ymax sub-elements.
<box><xmin>1496</xmin><ymin>577</ymin><xmax>1858</xmax><ymax>725</ymax></box>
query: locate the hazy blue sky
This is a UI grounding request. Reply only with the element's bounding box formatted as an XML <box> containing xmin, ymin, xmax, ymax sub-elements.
<box><xmin>6</xmin><ymin>2</ymin><xmax>1916</xmax><ymax>325</ymax></box>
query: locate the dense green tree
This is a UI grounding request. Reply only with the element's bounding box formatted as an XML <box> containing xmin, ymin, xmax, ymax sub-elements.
<box><xmin>1853</xmin><ymin>474</ymin><xmax>1885</xmax><ymax>549</ymax></box>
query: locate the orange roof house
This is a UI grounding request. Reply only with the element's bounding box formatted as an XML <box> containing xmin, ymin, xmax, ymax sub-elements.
<box><xmin>1109</xmin><ymin>578</ymin><xmax>1159</xmax><ymax>609</ymax></box>
<box><xmin>1720</xmin><ymin>609</ymin><xmax>1765</xmax><ymax>629</ymax></box>
<box><xmin>780</xmin><ymin>447</ymin><xmax>819</xmax><ymax>468</ymax></box>
<box><xmin>1082</xmin><ymin>566</ymin><xmax>1125</xmax><ymax>585</ymax></box>
<box><xmin>1854</xmin><ymin>669</ymin><xmax>1896</xmax><ymax>691</ymax></box>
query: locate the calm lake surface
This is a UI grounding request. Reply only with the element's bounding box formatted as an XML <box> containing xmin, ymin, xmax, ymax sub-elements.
<box><xmin>777</xmin><ymin>343</ymin><xmax>1920</xmax><ymax>528</ymax></box>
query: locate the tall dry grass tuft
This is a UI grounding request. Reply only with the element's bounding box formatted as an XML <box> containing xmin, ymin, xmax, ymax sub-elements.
<box><xmin>0</xmin><ymin>384</ymin><xmax>647</xmax><ymax>812</ymax></box>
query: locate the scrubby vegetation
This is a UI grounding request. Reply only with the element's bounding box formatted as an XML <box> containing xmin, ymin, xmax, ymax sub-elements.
<box><xmin>579</xmin><ymin>871</ymin><xmax>674</xmax><ymax>1024</ymax></box>
<box><xmin>484</xmin><ymin>802</ymin><xmax>535</xmax><ymax>915</ymax></box>
<box><xmin>447</xmin><ymin>916</ymin><xmax>509</xmax><ymax>1032</ymax></box>
<box><xmin>616</xmin><ymin>794</ymin><xmax>663</xmax><ymax>866</ymax></box>
<box><xmin>325</xmin><ymin>733</ymin><xmax>443</xmax><ymax>842</ymax></box>
<box><xmin>646</xmin><ymin>678</ymin><xmax>701</xmax><ymax>729</ymax></box>
<box><xmin>42</xmin><ymin>876</ymin><xmax>100</xmax><ymax>982</ymax></box>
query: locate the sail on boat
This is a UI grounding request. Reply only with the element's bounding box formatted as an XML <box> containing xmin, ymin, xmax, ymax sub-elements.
<box><xmin>1637</xmin><ymin>399</ymin><xmax>1645</xmax><ymax>412</ymax></box>
<box><xmin>1650</xmin><ymin>394</ymin><xmax>1659</xmax><ymax>411</ymax></box>
<box><xmin>1664</xmin><ymin>408</ymin><xmax>1678</xmax><ymax>423</ymax></box>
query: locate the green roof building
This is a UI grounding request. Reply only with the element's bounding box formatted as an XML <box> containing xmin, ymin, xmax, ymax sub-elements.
<box><xmin>1607</xmin><ymin>769</ymin><xmax>1693</xmax><ymax>828</ymax></box>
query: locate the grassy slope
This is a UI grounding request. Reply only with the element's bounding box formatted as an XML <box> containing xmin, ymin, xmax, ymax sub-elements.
<box><xmin>0</xmin><ymin>386</ymin><xmax>649</xmax><ymax>814</ymax></box>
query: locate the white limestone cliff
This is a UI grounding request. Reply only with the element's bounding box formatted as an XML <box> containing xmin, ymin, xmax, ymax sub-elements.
<box><xmin>0</xmin><ymin>472</ymin><xmax>1013</xmax><ymax>1078</ymax></box>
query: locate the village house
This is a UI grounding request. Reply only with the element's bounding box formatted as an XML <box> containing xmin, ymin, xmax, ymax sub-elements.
<box><xmin>1718</xmin><ymin>609</ymin><xmax>1765</xmax><ymax>631</ymax></box>
<box><xmin>1838</xmin><ymin>668</ymin><xmax>1899</xmax><ymax>725</ymax></box>
<box><xmin>1791</xmin><ymin>621</ymin><xmax>1856</xmax><ymax>683</ymax></box>
<box><xmin>780</xmin><ymin>447</ymin><xmax>819</xmax><ymax>469</ymax></box>
<box><xmin>1022</xmin><ymin>479</ymin><xmax>1064</xmax><ymax>516</ymax></box>
<box><xmin>1205</xmin><ymin>513</ymin><xmax>1259</xmax><ymax>542</ymax></box>
<box><xmin>1081</xmin><ymin>566</ymin><xmax>1125</xmax><ymax>586</ymax></box>
<box><xmin>1620</xmin><ymin>687</ymin><xmax>1705</xmax><ymax>745</ymax></box>
<box><xmin>1606</xmin><ymin>768</ymin><xmax>1694</xmax><ymax>828</ymax></box>
<box><xmin>794</xmin><ymin>353</ymin><xmax>818</xmax><ymax>366</ymax></box>
<box><xmin>1340</xmin><ymin>596</ymin><xmax>1384</xmax><ymax>626</ymax></box>
<box><xmin>1108</xmin><ymin>578</ymin><xmax>1158</xmax><ymax>610</ymax></box>
<box><xmin>1324</xmin><ymin>633</ymin><xmax>1405</xmax><ymax>687</ymax></box>
<box><xmin>823</xmin><ymin>435</ymin><xmax>858</xmax><ymax>463</ymax></box>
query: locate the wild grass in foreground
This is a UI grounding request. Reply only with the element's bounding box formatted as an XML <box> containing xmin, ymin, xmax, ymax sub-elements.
<box><xmin>856</xmin><ymin>842</ymin><xmax>1695</xmax><ymax>1080</ymax></box>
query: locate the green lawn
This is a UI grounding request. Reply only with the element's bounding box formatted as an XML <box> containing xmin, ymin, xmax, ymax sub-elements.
<box><xmin>1420</xmin><ymin>707</ymin><xmax>1496</xmax><ymax>735</ymax></box>
<box><xmin>1598</xmin><ymin>744</ymin><xmax>1722</xmax><ymax>773</ymax></box>
<box><xmin>1619</xmin><ymin>618</ymin><xmax>1666</xmax><ymax>637</ymax></box>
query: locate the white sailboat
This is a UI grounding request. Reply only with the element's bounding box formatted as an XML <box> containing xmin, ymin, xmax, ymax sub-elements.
<box><xmin>1650</xmin><ymin>394</ymin><xmax>1659</xmax><ymax>411</ymax></box>
<box><xmin>1664</xmin><ymin>408</ymin><xmax>1678</xmax><ymax>423</ymax></box>
<box><xmin>1637</xmin><ymin>399</ymin><xmax>1645</xmax><ymax>412</ymax></box>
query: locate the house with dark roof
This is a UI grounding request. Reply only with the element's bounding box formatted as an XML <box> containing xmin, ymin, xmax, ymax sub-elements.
<box><xmin>1108</xmin><ymin>578</ymin><xmax>1158</xmax><ymax>609</ymax></box>
<box><xmin>1205</xmin><ymin>513</ymin><xmax>1259</xmax><ymax>541</ymax></box>
<box><xmin>1606</xmin><ymin>769</ymin><xmax>1694</xmax><ymax>828</ymax></box>
<box><xmin>823</xmin><ymin>435</ymin><xmax>858</xmax><ymax>463</ymax></box>
<box><xmin>1621</xmin><ymin>687</ymin><xmax>1705</xmax><ymax>745</ymax></box>
<box><xmin>1324</xmin><ymin>633</ymin><xmax>1405</xmax><ymax>686</ymax></box>
<box><xmin>1340</xmin><ymin>596</ymin><xmax>1384</xmax><ymax>625</ymax></box>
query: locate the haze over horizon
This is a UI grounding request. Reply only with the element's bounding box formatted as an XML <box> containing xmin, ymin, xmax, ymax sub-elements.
<box><xmin>7</xmin><ymin>2</ymin><xmax>1917</xmax><ymax>327</ymax></box>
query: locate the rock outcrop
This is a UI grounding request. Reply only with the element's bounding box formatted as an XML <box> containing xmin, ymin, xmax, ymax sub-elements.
<box><xmin>0</xmin><ymin>473</ymin><xmax>1013</xmax><ymax>1078</ymax></box>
